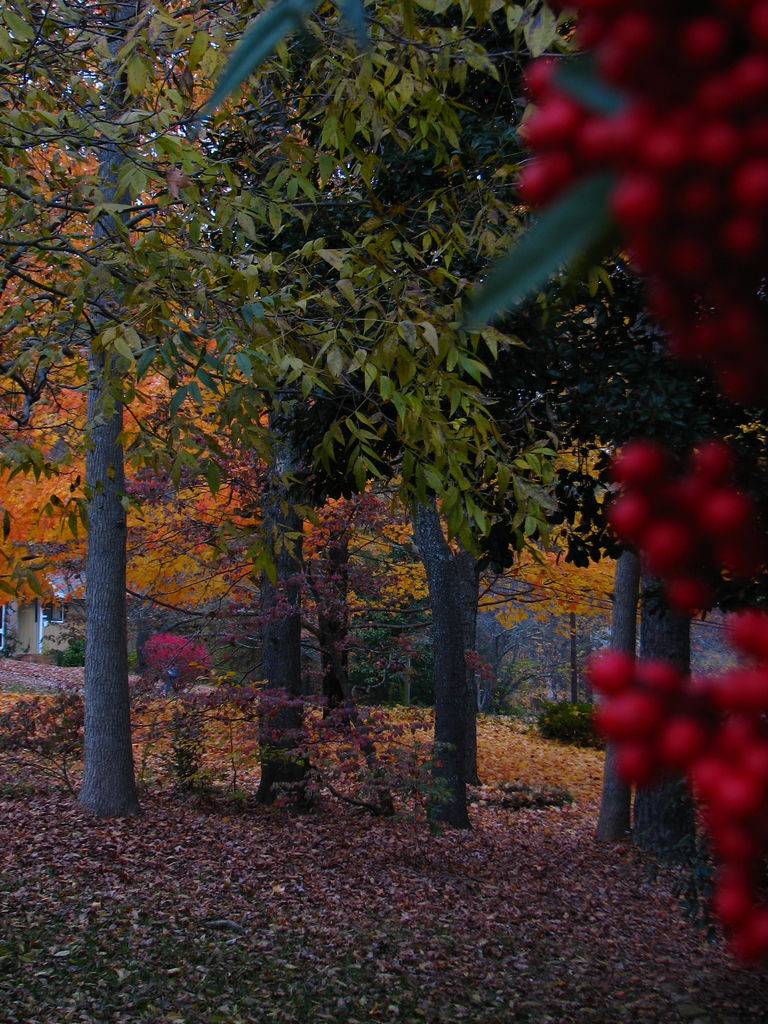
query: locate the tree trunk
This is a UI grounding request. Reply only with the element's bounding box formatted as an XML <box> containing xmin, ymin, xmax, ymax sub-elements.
<box><xmin>79</xmin><ymin>0</ymin><xmax>139</xmax><ymax>817</ymax></box>
<box><xmin>79</xmin><ymin>380</ymin><xmax>139</xmax><ymax>816</ymax></box>
<box><xmin>256</xmin><ymin>433</ymin><xmax>308</xmax><ymax>806</ymax></box>
<box><xmin>318</xmin><ymin>535</ymin><xmax>350</xmax><ymax>711</ymax></box>
<box><xmin>456</xmin><ymin>544</ymin><xmax>480</xmax><ymax>785</ymax></box>
<box><xmin>595</xmin><ymin>550</ymin><xmax>639</xmax><ymax>843</ymax></box>
<box><xmin>413</xmin><ymin>498</ymin><xmax>470</xmax><ymax>828</ymax></box>
<box><xmin>632</xmin><ymin>576</ymin><xmax>695</xmax><ymax>858</ymax></box>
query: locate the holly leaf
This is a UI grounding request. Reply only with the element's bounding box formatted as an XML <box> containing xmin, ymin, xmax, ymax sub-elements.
<box><xmin>200</xmin><ymin>0</ymin><xmax>318</xmax><ymax>118</ymax></box>
<box><xmin>555</xmin><ymin>57</ymin><xmax>627</xmax><ymax>116</ymax></box>
<box><xmin>465</xmin><ymin>173</ymin><xmax>616</xmax><ymax>329</ymax></box>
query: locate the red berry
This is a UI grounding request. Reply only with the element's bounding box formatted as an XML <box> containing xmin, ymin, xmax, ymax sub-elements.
<box><xmin>716</xmin><ymin>537</ymin><xmax>765</xmax><ymax>578</ymax></box>
<box><xmin>740</xmin><ymin>741</ymin><xmax>768</xmax><ymax>783</ymax></box>
<box><xmin>524</xmin><ymin>58</ymin><xmax>557</xmax><ymax>100</ymax></box>
<box><xmin>641</xmin><ymin>124</ymin><xmax>689</xmax><ymax>173</ymax></box>
<box><xmin>712</xmin><ymin>871</ymin><xmax>755</xmax><ymax>929</ymax></box>
<box><xmin>698</xmin><ymin>488</ymin><xmax>755</xmax><ymax>537</ymax></box>
<box><xmin>696</xmin><ymin>438</ymin><xmax>737</xmax><ymax>481</ymax></box>
<box><xmin>615</xmin><ymin>742</ymin><xmax>658</xmax><ymax>785</ymax></box>
<box><xmin>516</xmin><ymin>152</ymin><xmax>574</xmax><ymax>206</ymax></box>
<box><xmin>733</xmin><ymin>158</ymin><xmax>768</xmax><ymax>211</ymax></box>
<box><xmin>750</xmin><ymin>0</ymin><xmax>768</xmax><ymax>45</ymax></box>
<box><xmin>722</xmin><ymin>215</ymin><xmax>763</xmax><ymax>257</ymax></box>
<box><xmin>594</xmin><ymin>691</ymin><xmax>662</xmax><ymax>741</ymax></box>
<box><xmin>607</xmin><ymin>493</ymin><xmax>652</xmax><ymax>542</ymax></box>
<box><xmin>715</xmin><ymin>712</ymin><xmax>762</xmax><ymax>754</ymax></box>
<box><xmin>611</xmin><ymin>441</ymin><xmax>669</xmax><ymax>487</ymax></box>
<box><xmin>708</xmin><ymin>770</ymin><xmax>764</xmax><ymax>817</ymax></box>
<box><xmin>578</xmin><ymin>116</ymin><xmax>623</xmax><ymax>162</ymax></box>
<box><xmin>730</xmin><ymin>54</ymin><xmax>768</xmax><ymax>107</ymax></box>
<box><xmin>726</xmin><ymin>610</ymin><xmax>768</xmax><ymax>660</ymax></box>
<box><xmin>635</xmin><ymin>659</ymin><xmax>684</xmax><ymax>696</ymax></box>
<box><xmin>587</xmin><ymin>650</ymin><xmax>635</xmax><ymax>696</ymax></box>
<box><xmin>611</xmin><ymin>174</ymin><xmax>665</xmax><ymax>226</ymax></box>
<box><xmin>708</xmin><ymin>820</ymin><xmax>760</xmax><ymax>864</ymax></box>
<box><xmin>680</xmin><ymin>16</ymin><xmax>729</xmax><ymax>67</ymax></box>
<box><xmin>691</xmin><ymin>754</ymin><xmax>729</xmax><ymax>798</ymax></box>
<box><xmin>523</xmin><ymin>96</ymin><xmax>584</xmax><ymax>149</ymax></box>
<box><xmin>666</xmin><ymin>236</ymin><xmax>712</xmax><ymax>280</ymax></box>
<box><xmin>643</xmin><ymin>519</ymin><xmax>695</xmax><ymax>575</ymax></box>
<box><xmin>728</xmin><ymin>910</ymin><xmax>768</xmax><ymax>964</ymax></box>
<box><xmin>658</xmin><ymin>715</ymin><xmax>709</xmax><ymax>768</ymax></box>
<box><xmin>696</xmin><ymin>120</ymin><xmax>741</xmax><ymax>168</ymax></box>
<box><xmin>678</xmin><ymin>177</ymin><xmax>721</xmax><ymax>219</ymax></box>
<box><xmin>717</xmin><ymin>668</ymin><xmax>768</xmax><ymax>713</ymax></box>
<box><xmin>666</xmin><ymin>576</ymin><xmax>714</xmax><ymax>614</ymax></box>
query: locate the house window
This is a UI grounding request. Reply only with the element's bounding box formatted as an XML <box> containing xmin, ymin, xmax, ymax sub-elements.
<box><xmin>42</xmin><ymin>603</ymin><xmax>66</xmax><ymax>626</ymax></box>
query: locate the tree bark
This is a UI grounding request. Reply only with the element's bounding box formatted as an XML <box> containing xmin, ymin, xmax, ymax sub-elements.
<box><xmin>632</xmin><ymin>576</ymin><xmax>695</xmax><ymax>858</ymax></box>
<box><xmin>569</xmin><ymin>611</ymin><xmax>578</xmax><ymax>702</ymax></box>
<box><xmin>79</xmin><ymin>0</ymin><xmax>140</xmax><ymax>817</ymax></box>
<box><xmin>595</xmin><ymin>550</ymin><xmax>639</xmax><ymax>843</ymax></box>
<box><xmin>317</xmin><ymin>535</ymin><xmax>350</xmax><ymax>711</ymax></box>
<box><xmin>456</xmin><ymin>544</ymin><xmax>480</xmax><ymax>785</ymax></box>
<box><xmin>413</xmin><ymin>498</ymin><xmax>470</xmax><ymax>828</ymax></box>
<box><xmin>256</xmin><ymin>432</ymin><xmax>308</xmax><ymax>806</ymax></box>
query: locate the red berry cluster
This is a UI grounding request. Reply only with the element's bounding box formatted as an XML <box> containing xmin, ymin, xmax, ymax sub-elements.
<box><xmin>521</xmin><ymin>1</ymin><xmax>768</xmax><ymax>399</ymax></box>
<box><xmin>607</xmin><ymin>439</ymin><xmax>764</xmax><ymax>614</ymax></box>
<box><xmin>590</xmin><ymin>614</ymin><xmax>768</xmax><ymax>962</ymax></box>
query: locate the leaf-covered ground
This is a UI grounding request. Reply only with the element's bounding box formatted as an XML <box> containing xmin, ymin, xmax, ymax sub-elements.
<box><xmin>1</xmin><ymin>665</ymin><xmax>767</xmax><ymax>1023</ymax></box>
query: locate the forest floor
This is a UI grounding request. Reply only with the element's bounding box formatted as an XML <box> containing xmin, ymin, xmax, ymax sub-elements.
<box><xmin>1</xmin><ymin>662</ymin><xmax>767</xmax><ymax>1024</ymax></box>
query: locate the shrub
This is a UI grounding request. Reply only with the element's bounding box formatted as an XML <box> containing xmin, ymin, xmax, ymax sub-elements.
<box><xmin>58</xmin><ymin>635</ymin><xmax>85</xmax><ymax>667</ymax></box>
<box><xmin>536</xmin><ymin>699</ymin><xmax>604</xmax><ymax>748</ymax></box>
<box><xmin>0</xmin><ymin>689</ymin><xmax>84</xmax><ymax>792</ymax></box>
<box><xmin>142</xmin><ymin>633</ymin><xmax>210</xmax><ymax>690</ymax></box>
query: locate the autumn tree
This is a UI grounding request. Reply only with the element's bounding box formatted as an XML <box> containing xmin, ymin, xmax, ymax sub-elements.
<box><xmin>0</xmin><ymin>0</ymin><xmax>292</xmax><ymax>813</ymax></box>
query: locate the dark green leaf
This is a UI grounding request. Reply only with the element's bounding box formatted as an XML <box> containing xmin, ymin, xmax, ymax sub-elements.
<box><xmin>465</xmin><ymin>173</ymin><xmax>616</xmax><ymax>329</ymax></box>
<box><xmin>169</xmin><ymin>385</ymin><xmax>189</xmax><ymax>418</ymax></box>
<box><xmin>235</xmin><ymin>352</ymin><xmax>253</xmax><ymax>378</ymax></box>
<box><xmin>196</xmin><ymin>366</ymin><xmax>218</xmax><ymax>393</ymax></box>
<box><xmin>241</xmin><ymin>301</ymin><xmax>265</xmax><ymax>326</ymax></box>
<box><xmin>200</xmin><ymin>0</ymin><xmax>318</xmax><ymax>118</ymax></box>
<box><xmin>135</xmin><ymin>346</ymin><xmax>157</xmax><ymax>381</ymax></box>
<box><xmin>555</xmin><ymin>57</ymin><xmax>627</xmax><ymax>116</ymax></box>
<box><xmin>337</xmin><ymin>0</ymin><xmax>369</xmax><ymax>49</ymax></box>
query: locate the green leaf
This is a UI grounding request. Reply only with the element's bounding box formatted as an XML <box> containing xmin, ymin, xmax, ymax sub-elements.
<box><xmin>200</xmin><ymin>0</ymin><xmax>318</xmax><ymax>118</ymax></box>
<box><xmin>206</xmin><ymin>460</ymin><xmax>221</xmax><ymax>496</ymax></box>
<box><xmin>2</xmin><ymin>10</ymin><xmax>35</xmax><ymax>42</ymax></box>
<box><xmin>188</xmin><ymin>31</ymin><xmax>210</xmax><ymax>71</ymax></box>
<box><xmin>169</xmin><ymin>385</ymin><xmax>189</xmax><ymax>418</ymax></box>
<box><xmin>465</xmin><ymin>172</ymin><xmax>616</xmax><ymax>329</ymax></box>
<box><xmin>235</xmin><ymin>351</ymin><xmax>253</xmax><ymax>378</ymax></box>
<box><xmin>241</xmin><ymin>301</ymin><xmax>265</xmax><ymax>326</ymax></box>
<box><xmin>556</xmin><ymin>57</ymin><xmax>627</xmax><ymax>116</ymax></box>
<box><xmin>523</xmin><ymin>4</ymin><xmax>557</xmax><ymax>58</ymax></box>
<box><xmin>136</xmin><ymin>347</ymin><xmax>157</xmax><ymax>381</ymax></box>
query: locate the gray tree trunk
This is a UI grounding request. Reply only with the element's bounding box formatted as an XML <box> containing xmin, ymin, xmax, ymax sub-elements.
<box><xmin>256</xmin><ymin>433</ymin><xmax>308</xmax><ymax>806</ymax></box>
<box><xmin>317</xmin><ymin>535</ymin><xmax>350</xmax><ymax>710</ymax></box>
<box><xmin>456</xmin><ymin>544</ymin><xmax>480</xmax><ymax>785</ymax></box>
<box><xmin>632</xmin><ymin>576</ymin><xmax>695</xmax><ymax>858</ymax></box>
<box><xmin>79</xmin><ymin>0</ymin><xmax>139</xmax><ymax>817</ymax></box>
<box><xmin>413</xmin><ymin>498</ymin><xmax>470</xmax><ymax>828</ymax></box>
<box><xmin>595</xmin><ymin>550</ymin><xmax>639</xmax><ymax>843</ymax></box>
